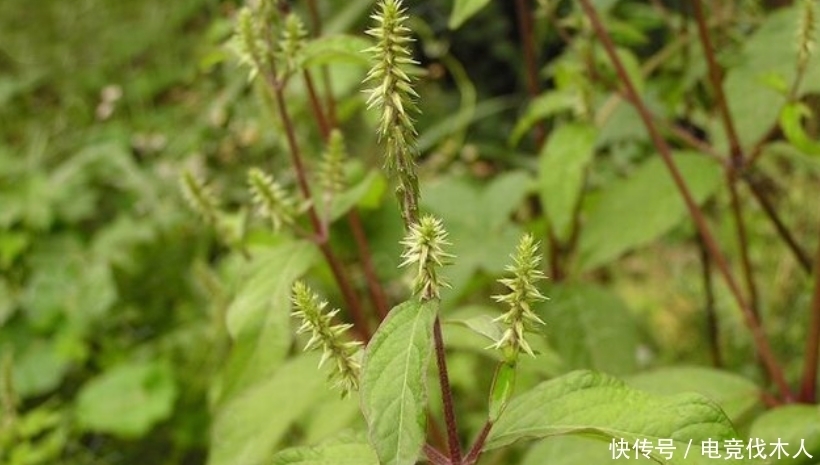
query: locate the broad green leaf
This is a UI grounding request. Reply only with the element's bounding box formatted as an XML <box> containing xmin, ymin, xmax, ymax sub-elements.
<box><xmin>539</xmin><ymin>123</ymin><xmax>596</xmax><ymax>242</ymax></box>
<box><xmin>301</xmin><ymin>34</ymin><xmax>372</xmax><ymax>68</ymax></box>
<box><xmin>271</xmin><ymin>441</ymin><xmax>379</xmax><ymax>465</ymax></box>
<box><xmin>218</xmin><ymin>241</ymin><xmax>318</xmax><ymax>400</ymax></box>
<box><xmin>449</xmin><ymin>0</ymin><xmax>492</xmax><ymax>29</ymax></box>
<box><xmin>361</xmin><ymin>300</ymin><xmax>437</xmax><ymax>465</ymax></box>
<box><xmin>522</xmin><ymin>436</ymin><xmax>652</xmax><ymax>465</ymax></box>
<box><xmin>76</xmin><ymin>360</ymin><xmax>177</xmax><ymax>438</ymax></box>
<box><xmin>486</xmin><ymin>370</ymin><xmax>741</xmax><ymax>465</ymax></box>
<box><xmin>749</xmin><ymin>405</ymin><xmax>820</xmax><ymax>464</ymax></box>
<box><xmin>578</xmin><ymin>153</ymin><xmax>722</xmax><ymax>270</ymax></box>
<box><xmin>779</xmin><ymin>102</ymin><xmax>820</xmax><ymax>156</ymax></box>
<box><xmin>723</xmin><ymin>4</ymin><xmax>820</xmax><ymax>150</ymax></box>
<box><xmin>422</xmin><ymin>172</ymin><xmax>533</xmax><ymax>301</ymax></box>
<box><xmin>627</xmin><ymin>367</ymin><xmax>762</xmax><ymax>423</ymax></box>
<box><xmin>208</xmin><ymin>354</ymin><xmax>327</xmax><ymax>465</ymax></box>
<box><xmin>510</xmin><ymin>92</ymin><xmax>577</xmax><ymax>147</ymax></box>
<box><xmin>328</xmin><ymin>170</ymin><xmax>387</xmax><ymax>222</ymax></box>
<box><xmin>537</xmin><ymin>283</ymin><xmax>640</xmax><ymax>375</ymax></box>
<box><xmin>451</xmin><ymin>314</ymin><xmax>505</xmax><ymax>344</ymax></box>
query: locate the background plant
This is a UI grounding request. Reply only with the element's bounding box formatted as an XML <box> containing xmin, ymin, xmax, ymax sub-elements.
<box><xmin>2</xmin><ymin>0</ymin><xmax>820</xmax><ymax>464</ymax></box>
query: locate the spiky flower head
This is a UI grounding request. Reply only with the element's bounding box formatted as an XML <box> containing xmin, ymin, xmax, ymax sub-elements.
<box><xmin>291</xmin><ymin>281</ymin><xmax>363</xmax><ymax>397</ymax></box>
<box><xmin>180</xmin><ymin>170</ymin><xmax>220</xmax><ymax>224</ymax></box>
<box><xmin>231</xmin><ymin>6</ymin><xmax>270</xmax><ymax>81</ymax></box>
<box><xmin>491</xmin><ymin>234</ymin><xmax>547</xmax><ymax>362</ymax></box>
<box><xmin>363</xmin><ymin>0</ymin><xmax>421</xmax><ymax>227</ymax></box>
<box><xmin>797</xmin><ymin>0</ymin><xmax>817</xmax><ymax>71</ymax></box>
<box><xmin>279</xmin><ymin>13</ymin><xmax>308</xmax><ymax>77</ymax></box>
<box><xmin>399</xmin><ymin>214</ymin><xmax>453</xmax><ymax>300</ymax></box>
<box><xmin>319</xmin><ymin>129</ymin><xmax>349</xmax><ymax>198</ymax></box>
<box><xmin>247</xmin><ymin>167</ymin><xmax>299</xmax><ymax>232</ymax></box>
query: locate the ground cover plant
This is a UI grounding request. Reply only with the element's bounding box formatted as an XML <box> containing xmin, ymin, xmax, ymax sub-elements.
<box><xmin>2</xmin><ymin>0</ymin><xmax>820</xmax><ymax>464</ymax></box>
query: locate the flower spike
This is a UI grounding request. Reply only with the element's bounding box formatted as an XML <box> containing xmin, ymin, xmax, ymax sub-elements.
<box><xmin>399</xmin><ymin>215</ymin><xmax>454</xmax><ymax>300</ymax></box>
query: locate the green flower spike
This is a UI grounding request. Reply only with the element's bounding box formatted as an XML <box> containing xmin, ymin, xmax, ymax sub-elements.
<box><xmin>319</xmin><ymin>129</ymin><xmax>348</xmax><ymax>198</ymax></box>
<box><xmin>364</xmin><ymin>0</ymin><xmax>421</xmax><ymax>227</ymax></box>
<box><xmin>247</xmin><ymin>167</ymin><xmax>298</xmax><ymax>233</ymax></box>
<box><xmin>231</xmin><ymin>6</ymin><xmax>269</xmax><ymax>81</ymax></box>
<box><xmin>797</xmin><ymin>0</ymin><xmax>816</xmax><ymax>71</ymax></box>
<box><xmin>399</xmin><ymin>214</ymin><xmax>454</xmax><ymax>301</ymax></box>
<box><xmin>291</xmin><ymin>281</ymin><xmax>363</xmax><ymax>397</ymax></box>
<box><xmin>491</xmin><ymin>234</ymin><xmax>548</xmax><ymax>362</ymax></box>
<box><xmin>279</xmin><ymin>13</ymin><xmax>308</xmax><ymax>77</ymax></box>
<box><xmin>180</xmin><ymin>170</ymin><xmax>220</xmax><ymax>225</ymax></box>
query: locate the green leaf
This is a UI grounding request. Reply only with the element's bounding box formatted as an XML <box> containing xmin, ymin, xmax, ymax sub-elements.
<box><xmin>76</xmin><ymin>360</ymin><xmax>177</xmax><ymax>438</ymax></box>
<box><xmin>537</xmin><ymin>283</ymin><xmax>640</xmax><ymax>375</ymax></box>
<box><xmin>627</xmin><ymin>367</ymin><xmax>762</xmax><ymax>423</ymax></box>
<box><xmin>360</xmin><ymin>300</ymin><xmax>437</xmax><ymax>465</ymax></box>
<box><xmin>208</xmin><ymin>354</ymin><xmax>328</xmax><ymax>465</ymax></box>
<box><xmin>723</xmin><ymin>4</ymin><xmax>820</xmax><ymax>150</ymax></box>
<box><xmin>779</xmin><ymin>102</ymin><xmax>820</xmax><ymax>156</ymax></box>
<box><xmin>486</xmin><ymin>370</ymin><xmax>740</xmax><ymax>464</ymax></box>
<box><xmin>328</xmin><ymin>170</ymin><xmax>387</xmax><ymax>222</ymax></box>
<box><xmin>749</xmin><ymin>405</ymin><xmax>820</xmax><ymax>464</ymax></box>
<box><xmin>449</xmin><ymin>0</ymin><xmax>492</xmax><ymax>29</ymax></box>
<box><xmin>218</xmin><ymin>241</ymin><xmax>318</xmax><ymax>400</ymax></box>
<box><xmin>510</xmin><ymin>92</ymin><xmax>577</xmax><ymax>147</ymax></box>
<box><xmin>539</xmin><ymin>123</ymin><xmax>596</xmax><ymax>242</ymax></box>
<box><xmin>578</xmin><ymin>153</ymin><xmax>722</xmax><ymax>270</ymax></box>
<box><xmin>301</xmin><ymin>34</ymin><xmax>372</xmax><ymax>68</ymax></box>
<box><xmin>451</xmin><ymin>314</ymin><xmax>505</xmax><ymax>344</ymax></box>
<box><xmin>271</xmin><ymin>442</ymin><xmax>379</xmax><ymax>465</ymax></box>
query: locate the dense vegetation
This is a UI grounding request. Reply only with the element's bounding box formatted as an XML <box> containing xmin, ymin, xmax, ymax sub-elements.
<box><xmin>1</xmin><ymin>0</ymin><xmax>820</xmax><ymax>464</ymax></box>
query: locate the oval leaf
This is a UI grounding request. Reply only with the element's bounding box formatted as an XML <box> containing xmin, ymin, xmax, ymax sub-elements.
<box><xmin>271</xmin><ymin>440</ymin><xmax>379</xmax><ymax>465</ymax></box>
<box><xmin>487</xmin><ymin>370</ymin><xmax>740</xmax><ymax>465</ymax></box>
<box><xmin>449</xmin><ymin>0</ymin><xmax>492</xmax><ymax>29</ymax></box>
<box><xmin>360</xmin><ymin>300</ymin><xmax>437</xmax><ymax>465</ymax></box>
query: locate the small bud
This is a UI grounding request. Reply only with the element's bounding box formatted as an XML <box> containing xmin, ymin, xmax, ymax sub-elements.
<box><xmin>399</xmin><ymin>215</ymin><xmax>454</xmax><ymax>300</ymax></box>
<box><xmin>797</xmin><ymin>0</ymin><xmax>816</xmax><ymax>71</ymax></box>
<box><xmin>491</xmin><ymin>234</ymin><xmax>548</xmax><ymax>361</ymax></box>
<box><xmin>291</xmin><ymin>281</ymin><xmax>362</xmax><ymax>397</ymax></box>
<box><xmin>231</xmin><ymin>6</ymin><xmax>269</xmax><ymax>81</ymax></box>
<box><xmin>247</xmin><ymin>168</ymin><xmax>298</xmax><ymax>232</ymax></box>
<box><xmin>279</xmin><ymin>13</ymin><xmax>308</xmax><ymax>77</ymax></box>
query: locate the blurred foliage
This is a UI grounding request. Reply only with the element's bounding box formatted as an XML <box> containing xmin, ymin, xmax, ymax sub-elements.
<box><xmin>1</xmin><ymin>0</ymin><xmax>820</xmax><ymax>464</ymax></box>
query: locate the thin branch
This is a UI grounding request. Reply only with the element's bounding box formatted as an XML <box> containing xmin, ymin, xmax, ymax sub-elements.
<box><xmin>743</xmin><ymin>171</ymin><xmax>813</xmax><ymax>273</ymax></box>
<box><xmin>515</xmin><ymin>0</ymin><xmax>545</xmax><ymax>148</ymax></box>
<box><xmin>434</xmin><ymin>316</ymin><xmax>462</xmax><ymax>464</ymax></box>
<box><xmin>425</xmin><ymin>444</ymin><xmax>452</xmax><ymax>465</ymax></box>
<box><xmin>799</xmin><ymin>227</ymin><xmax>820</xmax><ymax>402</ymax></box>
<box><xmin>462</xmin><ymin>421</ymin><xmax>493</xmax><ymax>465</ymax></box>
<box><xmin>264</xmin><ymin>69</ymin><xmax>371</xmax><ymax>341</ymax></box>
<box><xmin>301</xmin><ymin>70</ymin><xmax>391</xmax><ymax>320</ymax></box>
<box><xmin>697</xmin><ymin>232</ymin><xmax>722</xmax><ymax>367</ymax></box>
<box><xmin>727</xmin><ymin>179</ymin><xmax>761</xmax><ymax>317</ymax></box>
<box><xmin>577</xmin><ymin>0</ymin><xmax>793</xmax><ymax>402</ymax></box>
<box><xmin>692</xmin><ymin>0</ymin><xmax>744</xmax><ymax>168</ymax></box>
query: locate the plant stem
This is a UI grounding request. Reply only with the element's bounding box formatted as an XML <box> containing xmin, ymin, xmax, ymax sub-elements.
<box><xmin>743</xmin><ymin>171</ymin><xmax>813</xmax><ymax>273</ymax></box>
<box><xmin>578</xmin><ymin>0</ymin><xmax>793</xmax><ymax>402</ymax></box>
<box><xmin>425</xmin><ymin>444</ymin><xmax>452</xmax><ymax>465</ymax></box>
<box><xmin>692</xmin><ymin>0</ymin><xmax>744</xmax><ymax>168</ymax></box>
<box><xmin>265</xmin><ymin>69</ymin><xmax>371</xmax><ymax>341</ymax></box>
<box><xmin>462</xmin><ymin>421</ymin><xmax>493</xmax><ymax>465</ymax></box>
<box><xmin>799</xmin><ymin>227</ymin><xmax>820</xmax><ymax>402</ymax></box>
<box><xmin>697</xmin><ymin>233</ymin><xmax>722</xmax><ymax>367</ymax></box>
<box><xmin>433</xmin><ymin>315</ymin><xmax>462</xmax><ymax>464</ymax></box>
<box><xmin>514</xmin><ymin>0</ymin><xmax>545</xmax><ymax>149</ymax></box>
<box><xmin>301</xmin><ymin>70</ymin><xmax>391</xmax><ymax>319</ymax></box>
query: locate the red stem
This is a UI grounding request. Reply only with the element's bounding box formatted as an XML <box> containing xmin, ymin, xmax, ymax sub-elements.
<box><xmin>577</xmin><ymin>0</ymin><xmax>792</xmax><ymax>402</ymax></box>
<box><xmin>434</xmin><ymin>316</ymin><xmax>462</xmax><ymax>464</ymax></box>
<box><xmin>799</xmin><ymin>229</ymin><xmax>820</xmax><ymax>402</ymax></box>
<box><xmin>462</xmin><ymin>421</ymin><xmax>493</xmax><ymax>465</ymax></box>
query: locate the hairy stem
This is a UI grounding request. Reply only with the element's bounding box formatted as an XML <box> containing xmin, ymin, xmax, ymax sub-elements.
<box><xmin>425</xmin><ymin>443</ymin><xmax>451</xmax><ymax>465</ymax></box>
<box><xmin>578</xmin><ymin>0</ymin><xmax>792</xmax><ymax>402</ymax></box>
<box><xmin>434</xmin><ymin>316</ymin><xmax>462</xmax><ymax>464</ymax></box>
<box><xmin>463</xmin><ymin>421</ymin><xmax>493</xmax><ymax>465</ymax></box>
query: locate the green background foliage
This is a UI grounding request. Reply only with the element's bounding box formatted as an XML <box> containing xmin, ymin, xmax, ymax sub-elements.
<box><xmin>2</xmin><ymin>0</ymin><xmax>820</xmax><ymax>464</ymax></box>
